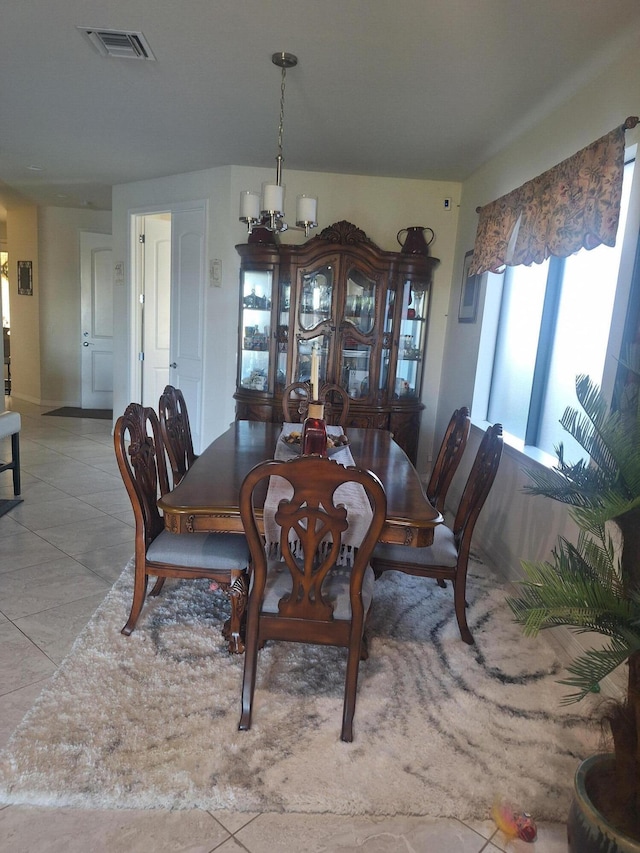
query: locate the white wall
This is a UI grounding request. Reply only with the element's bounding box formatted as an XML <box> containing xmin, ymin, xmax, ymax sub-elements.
<box><xmin>112</xmin><ymin>166</ymin><xmax>462</xmax><ymax>463</ymax></box>
<box><xmin>6</xmin><ymin>202</ymin><xmax>40</xmax><ymax>403</ymax></box>
<box><xmin>39</xmin><ymin>206</ymin><xmax>112</xmax><ymax>407</ymax></box>
<box><xmin>438</xmin><ymin>42</ymin><xmax>640</xmax><ymax>574</ymax></box>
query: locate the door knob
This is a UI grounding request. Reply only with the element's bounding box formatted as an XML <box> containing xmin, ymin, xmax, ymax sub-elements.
<box><xmin>82</xmin><ymin>341</ymin><xmax>94</xmax><ymax>347</ymax></box>
<box><xmin>169</xmin><ymin>362</ymin><xmax>177</xmax><ymax>368</ymax></box>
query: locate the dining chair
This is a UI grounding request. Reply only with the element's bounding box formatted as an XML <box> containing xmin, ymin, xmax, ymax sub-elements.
<box><xmin>371</xmin><ymin>423</ymin><xmax>503</xmax><ymax>645</ymax></box>
<box><xmin>426</xmin><ymin>406</ymin><xmax>471</xmax><ymax>512</ymax></box>
<box><xmin>281</xmin><ymin>380</ymin><xmax>350</xmax><ymax>427</ymax></box>
<box><xmin>114</xmin><ymin>402</ymin><xmax>250</xmax><ymax>652</ymax></box>
<box><xmin>158</xmin><ymin>385</ymin><xmax>197</xmax><ymax>486</ymax></box>
<box><xmin>238</xmin><ymin>454</ymin><xmax>387</xmax><ymax>742</ymax></box>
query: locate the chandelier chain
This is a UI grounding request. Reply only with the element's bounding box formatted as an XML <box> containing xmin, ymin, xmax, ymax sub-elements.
<box><xmin>277</xmin><ymin>65</ymin><xmax>287</xmax><ymax>161</ymax></box>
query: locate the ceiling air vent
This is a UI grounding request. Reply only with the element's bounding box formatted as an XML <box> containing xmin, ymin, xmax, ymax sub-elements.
<box><xmin>79</xmin><ymin>28</ymin><xmax>156</xmax><ymax>60</ymax></box>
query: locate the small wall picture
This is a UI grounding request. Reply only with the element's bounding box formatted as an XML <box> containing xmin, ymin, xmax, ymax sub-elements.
<box><xmin>17</xmin><ymin>260</ymin><xmax>33</xmax><ymax>296</ymax></box>
<box><xmin>458</xmin><ymin>251</ymin><xmax>479</xmax><ymax>323</ymax></box>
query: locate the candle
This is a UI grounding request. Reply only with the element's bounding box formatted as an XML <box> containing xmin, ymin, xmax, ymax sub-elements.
<box><xmin>262</xmin><ymin>183</ymin><xmax>284</xmax><ymax>214</ymax></box>
<box><xmin>296</xmin><ymin>194</ymin><xmax>317</xmax><ymax>225</ymax></box>
<box><xmin>239</xmin><ymin>191</ymin><xmax>260</xmax><ymax>221</ymax></box>
<box><xmin>310</xmin><ymin>344</ymin><xmax>319</xmax><ymax>401</ymax></box>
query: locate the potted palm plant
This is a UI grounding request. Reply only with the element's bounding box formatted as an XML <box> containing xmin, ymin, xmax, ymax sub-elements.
<box><xmin>507</xmin><ymin>373</ymin><xmax>640</xmax><ymax>851</ymax></box>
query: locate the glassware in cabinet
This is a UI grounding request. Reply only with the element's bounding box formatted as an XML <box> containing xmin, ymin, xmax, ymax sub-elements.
<box><xmin>395</xmin><ymin>282</ymin><xmax>429</xmax><ymax>400</ymax></box>
<box><xmin>296</xmin><ymin>333</ymin><xmax>329</xmax><ymax>387</ymax></box>
<box><xmin>239</xmin><ymin>269</ymin><xmax>273</xmax><ymax>392</ymax></box>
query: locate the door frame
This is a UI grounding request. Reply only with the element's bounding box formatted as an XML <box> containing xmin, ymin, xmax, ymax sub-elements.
<box><xmin>128</xmin><ymin>200</ymin><xmax>208</xmax><ymax>443</ymax></box>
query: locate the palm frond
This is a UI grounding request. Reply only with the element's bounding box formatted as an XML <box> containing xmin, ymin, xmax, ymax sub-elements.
<box><xmin>558</xmin><ymin>634</ymin><xmax>640</xmax><ymax>703</ymax></box>
<box><xmin>508</xmin><ymin>528</ymin><xmax>638</xmax><ymax>641</ymax></box>
<box><xmin>574</xmin><ymin>374</ymin><xmax>612</xmax><ymax>433</ymax></box>
<box><xmin>571</xmin><ymin>493</ymin><xmax>640</xmax><ymax>532</ymax></box>
<box><xmin>523</xmin><ymin>460</ymin><xmax>610</xmax><ymax>508</ymax></box>
<box><xmin>559</xmin><ymin>408</ymin><xmax>618</xmax><ymax>476</ymax></box>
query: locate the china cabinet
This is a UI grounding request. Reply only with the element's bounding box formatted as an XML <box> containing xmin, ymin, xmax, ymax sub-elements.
<box><xmin>234</xmin><ymin>221</ymin><xmax>440</xmax><ymax>462</ymax></box>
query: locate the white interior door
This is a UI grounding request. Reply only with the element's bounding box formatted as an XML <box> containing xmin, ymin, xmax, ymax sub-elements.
<box><xmin>141</xmin><ymin>214</ymin><xmax>171</xmax><ymax>408</ymax></box>
<box><xmin>170</xmin><ymin>204</ymin><xmax>206</xmax><ymax>453</ymax></box>
<box><xmin>80</xmin><ymin>231</ymin><xmax>113</xmax><ymax>409</ymax></box>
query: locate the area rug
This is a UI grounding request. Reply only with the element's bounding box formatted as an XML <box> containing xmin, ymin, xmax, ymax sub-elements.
<box><xmin>0</xmin><ymin>556</ymin><xmax>601</xmax><ymax>819</ymax></box>
<box><xmin>43</xmin><ymin>407</ymin><xmax>112</xmax><ymax>419</ymax></box>
<box><xmin>0</xmin><ymin>498</ymin><xmax>23</xmax><ymax>518</ymax></box>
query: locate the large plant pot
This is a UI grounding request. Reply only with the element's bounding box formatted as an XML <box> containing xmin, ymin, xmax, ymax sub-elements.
<box><xmin>567</xmin><ymin>754</ymin><xmax>640</xmax><ymax>853</ymax></box>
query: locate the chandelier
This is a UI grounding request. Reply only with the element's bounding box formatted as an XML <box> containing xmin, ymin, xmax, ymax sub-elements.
<box><xmin>239</xmin><ymin>52</ymin><xmax>318</xmax><ymax>238</ymax></box>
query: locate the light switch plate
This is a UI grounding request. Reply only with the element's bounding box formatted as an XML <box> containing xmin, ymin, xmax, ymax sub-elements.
<box><xmin>210</xmin><ymin>259</ymin><xmax>222</xmax><ymax>287</ymax></box>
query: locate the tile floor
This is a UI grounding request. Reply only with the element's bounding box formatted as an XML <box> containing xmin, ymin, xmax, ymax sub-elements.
<box><xmin>0</xmin><ymin>398</ymin><xmax>570</xmax><ymax>852</ymax></box>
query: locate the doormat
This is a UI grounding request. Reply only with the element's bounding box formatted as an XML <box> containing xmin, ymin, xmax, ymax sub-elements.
<box><xmin>0</xmin><ymin>498</ymin><xmax>23</xmax><ymax>518</ymax></box>
<box><xmin>43</xmin><ymin>407</ymin><xmax>112</xmax><ymax>420</ymax></box>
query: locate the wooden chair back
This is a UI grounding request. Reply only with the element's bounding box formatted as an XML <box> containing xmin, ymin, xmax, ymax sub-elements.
<box><xmin>371</xmin><ymin>423</ymin><xmax>502</xmax><ymax>645</ymax></box>
<box><xmin>114</xmin><ymin>402</ymin><xmax>249</xmax><ymax>647</ymax></box>
<box><xmin>452</xmin><ymin>422</ymin><xmax>503</xmax><ymax>559</ymax></box>
<box><xmin>426</xmin><ymin>407</ymin><xmax>471</xmax><ymax>512</ymax></box>
<box><xmin>115</xmin><ymin>402</ymin><xmax>169</xmax><ymax>551</ymax></box>
<box><xmin>239</xmin><ymin>454</ymin><xmax>386</xmax><ymax>741</ymax></box>
<box><xmin>282</xmin><ymin>380</ymin><xmax>350</xmax><ymax>427</ymax></box>
<box><xmin>158</xmin><ymin>385</ymin><xmax>197</xmax><ymax>485</ymax></box>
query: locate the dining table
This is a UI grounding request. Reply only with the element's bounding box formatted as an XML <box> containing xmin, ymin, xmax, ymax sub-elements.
<box><xmin>159</xmin><ymin>420</ymin><xmax>442</xmax><ymax>547</ymax></box>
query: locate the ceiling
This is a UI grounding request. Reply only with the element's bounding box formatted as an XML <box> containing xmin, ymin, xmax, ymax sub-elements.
<box><xmin>1</xmin><ymin>0</ymin><xmax>640</xmax><ymax>219</ymax></box>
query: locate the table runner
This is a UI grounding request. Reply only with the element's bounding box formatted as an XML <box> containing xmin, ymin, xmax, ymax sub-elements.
<box><xmin>263</xmin><ymin>423</ymin><xmax>374</xmax><ymax>565</ymax></box>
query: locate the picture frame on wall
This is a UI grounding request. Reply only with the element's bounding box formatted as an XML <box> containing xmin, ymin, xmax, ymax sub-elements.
<box><xmin>458</xmin><ymin>250</ymin><xmax>479</xmax><ymax>323</ymax></box>
<box><xmin>17</xmin><ymin>260</ymin><xmax>33</xmax><ymax>296</ymax></box>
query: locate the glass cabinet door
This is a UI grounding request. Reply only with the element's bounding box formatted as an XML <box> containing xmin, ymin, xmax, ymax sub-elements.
<box><xmin>238</xmin><ymin>269</ymin><xmax>273</xmax><ymax>392</ymax></box>
<box><xmin>379</xmin><ymin>287</ymin><xmax>395</xmax><ymax>392</ymax></box>
<box><xmin>275</xmin><ymin>277</ymin><xmax>290</xmax><ymax>389</ymax></box>
<box><xmin>395</xmin><ymin>281</ymin><xmax>429</xmax><ymax>400</ymax></box>
<box><xmin>340</xmin><ymin>267</ymin><xmax>376</xmax><ymax>400</ymax></box>
<box><xmin>295</xmin><ymin>263</ymin><xmax>334</xmax><ymax>388</ymax></box>
<box><xmin>298</xmin><ymin>265</ymin><xmax>334</xmax><ymax>331</ymax></box>
<box><xmin>343</xmin><ymin>267</ymin><xmax>375</xmax><ymax>333</ymax></box>
<box><xmin>296</xmin><ymin>332</ymin><xmax>329</xmax><ymax>387</ymax></box>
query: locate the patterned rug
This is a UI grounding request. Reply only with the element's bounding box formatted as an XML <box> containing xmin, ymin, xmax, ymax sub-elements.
<box><xmin>0</xmin><ymin>556</ymin><xmax>601</xmax><ymax>818</ymax></box>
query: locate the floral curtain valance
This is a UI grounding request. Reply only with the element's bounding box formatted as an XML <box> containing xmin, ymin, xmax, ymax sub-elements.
<box><xmin>470</xmin><ymin>118</ymin><xmax>638</xmax><ymax>276</ymax></box>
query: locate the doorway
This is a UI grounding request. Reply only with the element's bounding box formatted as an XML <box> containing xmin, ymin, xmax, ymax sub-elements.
<box><xmin>137</xmin><ymin>213</ymin><xmax>171</xmax><ymax>409</ymax></box>
<box><xmin>132</xmin><ymin>202</ymin><xmax>207</xmax><ymax>451</ymax></box>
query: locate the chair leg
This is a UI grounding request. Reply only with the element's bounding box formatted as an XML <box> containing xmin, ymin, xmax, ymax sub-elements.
<box><xmin>238</xmin><ymin>603</ymin><xmax>260</xmax><ymax>731</ymax></box>
<box><xmin>453</xmin><ymin>578</ymin><xmax>474</xmax><ymax>645</ymax></box>
<box><xmin>359</xmin><ymin>607</ymin><xmax>372</xmax><ymax>661</ymax></box>
<box><xmin>149</xmin><ymin>576</ymin><xmax>165</xmax><ymax>596</ymax></box>
<box><xmin>11</xmin><ymin>432</ymin><xmax>20</xmax><ymax>496</ymax></box>
<box><xmin>224</xmin><ymin>571</ymin><xmax>248</xmax><ymax>654</ymax></box>
<box><xmin>121</xmin><ymin>567</ymin><xmax>149</xmax><ymax>636</ymax></box>
<box><xmin>341</xmin><ymin>641</ymin><xmax>362</xmax><ymax>743</ymax></box>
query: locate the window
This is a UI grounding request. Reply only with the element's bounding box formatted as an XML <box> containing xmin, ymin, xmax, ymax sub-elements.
<box><xmin>483</xmin><ymin>158</ymin><xmax>635</xmax><ymax>460</ymax></box>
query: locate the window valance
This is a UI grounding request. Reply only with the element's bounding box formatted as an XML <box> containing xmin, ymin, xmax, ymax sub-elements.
<box><xmin>470</xmin><ymin>117</ymin><xmax>638</xmax><ymax>276</ymax></box>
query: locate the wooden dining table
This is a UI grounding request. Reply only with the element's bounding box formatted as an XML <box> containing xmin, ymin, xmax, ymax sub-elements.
<box><xmin>159</xmin><ymin>420</ymin><xmax>442</xmax><ymax>546</ymax></box>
